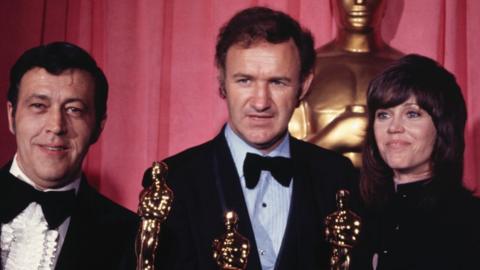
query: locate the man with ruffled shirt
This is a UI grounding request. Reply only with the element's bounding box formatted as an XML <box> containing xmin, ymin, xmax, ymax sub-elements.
<box><xmin>0</xmin><ymin>42</ymin><xmax>138</xmax><ymax>270</ymax></box>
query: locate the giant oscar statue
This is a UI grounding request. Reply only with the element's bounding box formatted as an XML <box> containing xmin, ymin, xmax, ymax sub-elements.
<box><xmin>289</xmin><ymin>0</ymin><xmax>403</xmax><ymax>167</ymax></box>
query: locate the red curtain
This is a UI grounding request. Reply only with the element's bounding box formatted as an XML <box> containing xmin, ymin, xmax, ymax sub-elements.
<box><xmin>0</xmin><ymin>0</ymin><xmax>478</xmax><ymax>210</ymax></box>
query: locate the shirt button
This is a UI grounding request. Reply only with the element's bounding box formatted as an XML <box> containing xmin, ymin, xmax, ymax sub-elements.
<box><xmin>262</xmin><ymin>202</ymin><xmax>267</xmax><ymax>208</ymax></box>
<box><xmin>259</xmin><ymin>249</ymin><xmax>265</xmax><ymax>256</ymax></box>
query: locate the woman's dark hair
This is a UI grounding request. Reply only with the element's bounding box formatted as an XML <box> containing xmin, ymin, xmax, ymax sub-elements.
<box><xmin>215</xmin><ymin>6</ymin><xmax>315</xmax><ymax>96</ymax></box>
<box><xmin>361</xmin><ymin>54</ymin><xmax>467</xmax><ymax>207</ymax></box>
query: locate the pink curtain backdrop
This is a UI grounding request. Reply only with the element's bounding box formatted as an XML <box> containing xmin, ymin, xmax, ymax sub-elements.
<box><xmin>0</xmin><ymin>0</ymin><xmax>478</xmax><ymax>211</ymax></box>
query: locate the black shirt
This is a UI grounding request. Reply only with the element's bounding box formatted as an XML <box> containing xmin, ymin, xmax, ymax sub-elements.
<box><xmin>364</xmin><ymin>180</ymin><xmax>480</xmax><ymax>270</ymax></box>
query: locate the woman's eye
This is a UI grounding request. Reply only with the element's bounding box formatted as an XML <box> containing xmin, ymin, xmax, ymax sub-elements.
<box><xmin>376</xmin><ymin>111</ymin><xmax>389</xmax><ymax>119</ymax></box>
<box><xmin>406</xmin><ymin>110</ymin><xmax>421</xmax><ymax>118</ymax></box>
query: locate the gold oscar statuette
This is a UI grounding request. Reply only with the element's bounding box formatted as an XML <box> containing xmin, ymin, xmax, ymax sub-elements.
<box><xmin>212</xmin><ymin>211</ymin><xmax>250</xmax><ymax>270</ymax></box>
<box><xmin>136</xmin><ymin>161</ymin><xmax>174</xmax><ymax>270</ymax></box>
<box><xmin>324</xmin><ymin>190</ymin><xmax>361</xmax><ymax>270</ymax></box>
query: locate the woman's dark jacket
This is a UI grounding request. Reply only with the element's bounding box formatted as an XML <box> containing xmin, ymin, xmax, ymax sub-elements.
<box><xmin>354</xmin><ymin>179</ymin><xmax>480</xmax><ymax>270</ymax></box>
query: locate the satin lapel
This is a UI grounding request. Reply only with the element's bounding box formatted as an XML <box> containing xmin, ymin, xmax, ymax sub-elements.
<box><xmin>273</xmin><ymin>139</ymin><xmax>304</xmax><ymax>270</ymax></box>
<box><xmin>212</xmin><ymin>133</ymin><xmax>262</xmax><ymax>270</ymax></box>
<box><xmin>54</xmin><ymin>208</ymin><xmax>80</xmax><ymax>270</ymax></box>
<box><xmin>0</xmin><ymin>162</ymin><xmax>14</xmax><ymax>224</ymax></box>
<box><xmin>54</xmin><ymin>179</ymin><xmax>94</xmax><ymax>270</ymax></box>
<box><xmin>0</xmin><ymin>163</ymin><xmax>13</xmax><ymax>268</ymax></box>
<box><xmin>274</xmin><ymin>138</ymin><xmax>326</xmax><ymax>270</ymax></box>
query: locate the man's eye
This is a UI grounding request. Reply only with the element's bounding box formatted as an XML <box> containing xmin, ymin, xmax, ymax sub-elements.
<box><xmin>236</xmin><ymin>78</ymin><xmax>250</xmax><ymax>85</ymax></box>
<box><xmin>29</xmin><ymin>103</ymin><xmax>46</xmax><ymax>110</ymax></box>
<box><xmin>270</xmin><ymin>80</ymin><xmax>286</xmax><ymax>87</ymax></box>
<box><xmin>66</xmin><ymin>107</ymin><xmax>84</xmax><ymax>115</ymax></box>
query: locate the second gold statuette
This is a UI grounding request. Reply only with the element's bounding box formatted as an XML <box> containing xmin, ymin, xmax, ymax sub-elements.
<box><xmin>136</xmin><ymin>161</ymin><xmax>174</xmax><ymax>270</ymax></box>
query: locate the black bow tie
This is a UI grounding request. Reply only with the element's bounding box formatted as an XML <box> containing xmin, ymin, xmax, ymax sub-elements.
<box><xmin>0</xmin><ymin>175</ymin><xmax>76</xmax><ymax>229</ymax></box>
<box><xmin>243</xmin><ymin>153</ymin><xmax>293</xmax><ymax>189</ymax></box>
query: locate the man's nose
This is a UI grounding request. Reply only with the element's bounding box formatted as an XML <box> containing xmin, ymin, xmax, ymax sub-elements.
<box><xmin>251</xmin><ymin>83</ymin><xmax>271</xmax><ymax>111</ymax></box>
<box><xmin>46</xmin><ymin>109</ymin><xmax>67</xmax><ymax>135</ymax></box>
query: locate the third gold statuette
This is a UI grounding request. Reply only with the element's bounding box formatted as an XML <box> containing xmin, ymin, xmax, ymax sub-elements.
<box><xmin>136</xmin><ymin>161</ymin><xmax>174</xmax><ymax>270</ymax></box>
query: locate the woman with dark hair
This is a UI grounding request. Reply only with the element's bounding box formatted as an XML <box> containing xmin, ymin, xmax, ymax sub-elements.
<box><xmin>359</xmin><ymin>54</ymin><xmax>480</xmax><ymax>269</ymax></box>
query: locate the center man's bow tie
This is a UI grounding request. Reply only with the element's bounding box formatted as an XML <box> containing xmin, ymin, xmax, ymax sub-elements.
<box><xmin>243</xmin><ymin>152</ymin><xmax>293</xmax><ymax>189</ymax></box>
<box><xmin>0</xmin><ymin>176</ymin><xmax>76</xmax><ymax>229</ymax></box>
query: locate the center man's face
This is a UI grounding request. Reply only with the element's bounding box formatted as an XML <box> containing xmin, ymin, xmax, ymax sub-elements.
<box><xmin>7</xmin><ymin>67</ymin><xmax>102</xmax><ymax>189</ymax></box>
<box><xmin>223</xmin><ymin>40</ymin><xmax>312</xmax><ymax>153</ymax></box>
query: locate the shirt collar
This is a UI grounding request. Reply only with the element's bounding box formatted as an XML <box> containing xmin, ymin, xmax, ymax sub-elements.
<box><xmin>224</xmin><ymin>124</ymin><xmax>290</xmax><ymax>178</ymax></box>
<box><xmin>10</xmin><ymin>153</ymin><xmax>81</xmax><ymax>194</ymax></box>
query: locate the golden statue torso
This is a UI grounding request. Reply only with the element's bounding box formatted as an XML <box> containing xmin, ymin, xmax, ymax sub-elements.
<box><xmin>212</xmin><ymin>211</ymin><xmax>250</xmax><ymax>270</ymax></box>
<box><xmin>290</xmin><ymin>43</ymin><xmax>402</xmax><ymax>167</ymax></box>
<box><xmin>324</xmin><ymin>190</ymin><xmax>361</xmax><ymax>270</ymax></box>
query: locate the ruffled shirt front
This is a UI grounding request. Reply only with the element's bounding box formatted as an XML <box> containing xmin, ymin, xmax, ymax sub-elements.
<box><xmin>0</xmin><ymin>155</ymin><xmax>80</xmax><ymax>270</ymax></box>
<box><xmin>1</xmin><ymin>203</ymin><xmax>59</xmax><ymax>270</ymax></box>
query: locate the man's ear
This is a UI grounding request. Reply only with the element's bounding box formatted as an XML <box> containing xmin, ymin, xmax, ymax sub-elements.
<box><xmin>297</xmin><ymin>72</ymin><xmax>314</xmax><ymax>104</ymax></box>
<box><xmin>219</xmin><ymin>86</ymin><xmax>227</xmax><ymax>99</ymax></box>
<box><xmin>90</xmin><ymin>116</ymin><xmax>106</xmax><ymax>144</ymax></box>
<box><xmin>217</xmin><ymin>73</ymin><xmax>227</xmax><ymax>99</ymax></box>
<box><xmin>7</xmin><ymin>101</ymin><xmax>15</xmax><ymax>135</ymax></box>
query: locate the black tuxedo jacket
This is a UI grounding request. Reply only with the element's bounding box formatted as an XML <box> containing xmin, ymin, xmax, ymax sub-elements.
<box><xmin>149</xmin><ymin>130</ymin><xmax>356</xmax><ymax>270</ymax></box>
<box><xmin>0</xmin><ymin>163</ymin><xmax>139</xmax><ymax>270</ymax></box>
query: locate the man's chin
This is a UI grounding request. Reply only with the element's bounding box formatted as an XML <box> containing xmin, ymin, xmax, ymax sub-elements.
<box><xmin>246</xmin><ymin>135</ymin><xmax>287</xmax><ymax>153</ymax></box>
<box><xmin>32</xmin><ymin>169</ymin><xmax>79</xmax><ymax>189</ymax></box>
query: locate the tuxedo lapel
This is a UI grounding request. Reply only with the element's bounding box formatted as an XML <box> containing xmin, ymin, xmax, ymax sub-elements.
<box><xmin>0</xmin><ymin>164</ymin><xmax>137</xmax><ymax>270</ymax></box>
<box><xmin>212</xmin><ymin>132</ymin><xmax>262</xmax><ymax>270</ymax></box>
<box><xmin>0</xmin><ymin>164</ymin><xmax>14</xmax><ymax>268</ymax></box>
<box><xmin>274</xmin><ymin>139</ymin><xmax>309</xmax><ymax>270</ymax></box>
<box><xmin>54</xmin><ymin>208</ymin><xmax>82</xmax><ymax>270</ymax></box>
<box><xmin>54</xmin><ymin>179</ymin><xmax>93</xmax><ymax>270</ymax></box>
<box><xmin>55</xmin><ymin>178</ymin><xmax>137</xmax><ymax>270</ymax></box>
<box><xmin>274</xmin><ymin>138</ymin><xmax>330</xmax><ymax>270</ymax></box>
<box><xmin>0</xmin><ymin>162</ymin><xmax>16</xmax><ymax>225</ymax></box>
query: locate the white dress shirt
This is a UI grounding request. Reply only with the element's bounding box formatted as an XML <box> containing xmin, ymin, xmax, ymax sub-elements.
<box><xmin>1</xmin><ymin>155</ymin><xmax>80</xmax><ymax>270</ymax></box>
<box><xmin>225</xmin><ymin>125</ymin><xmax>292</xmax><ymax>270</ymax></box>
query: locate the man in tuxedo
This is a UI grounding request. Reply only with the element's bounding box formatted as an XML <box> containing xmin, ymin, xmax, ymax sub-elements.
<box><xmin>0</xmin><ymin>42</ymin><xmax>138</xmax><ymax>269</ymax></box>
<box><xmin>150</xmin><ymin>7</ymin><xmax>356</xmax><ymax>270</ymax></box>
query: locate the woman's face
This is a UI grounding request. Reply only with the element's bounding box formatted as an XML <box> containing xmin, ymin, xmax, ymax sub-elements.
<box><xmin>374</xmin><ymin>96</ymin><xmax>437</xmax><ymax>183</ymax></box>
